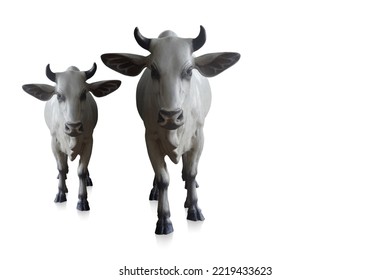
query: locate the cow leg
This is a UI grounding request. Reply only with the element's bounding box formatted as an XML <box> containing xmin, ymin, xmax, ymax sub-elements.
<box><xmin>146</xmin><ymin>136</ymin><xmax>173</xmax><ymax>234</ymax></box>
<box><xmin>86</xmin><ymin>169</ymin><xmax>93</xmax><ymax>187</ymax></box>
<box><xmin>52</xmin><ymin>137</ymin><xmax>68</xmax><ymax>203</ymax></box>
<box><xmin>149</xmin><ymin>176</ymin><xmax>159</xmax><ymax>200</ymax></box>
<box><xmin>155</xmin><ymin>179</ymin><xmax>172</xmax><ymax>234</ymax></box>
<box><xmin>77</xmin><ymin>139</ymin><xmax>93</xmax><ymax>211</ymax></box>
<box><xmin>56</xmin><ymin>173</ymin><xmax>67</xmax><ymax>191</ymax></box>
<box><xmin>182</xmin><ymin>130</ymin><xmax>205</xmax><ymax>221</ymax></box>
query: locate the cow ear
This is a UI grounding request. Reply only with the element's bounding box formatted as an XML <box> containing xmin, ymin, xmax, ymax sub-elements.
<box><xmin>89</xmin><ymin>80</ymin><xmax>121</xmax><ymax>98</ymax></box>
<box><xmin>195</xmin><ymin>52</ymin><xmax>240</xmax><ymax>77</ymax></box>
<box><xmin>101</xmin><ymin>53</ymin><xmax>147</xmax><ymax>76</ymax></box>
<box><xmin>22</xmin><ymin>84</ymin><xmax>55</xmax><ymax>101</ymax></box>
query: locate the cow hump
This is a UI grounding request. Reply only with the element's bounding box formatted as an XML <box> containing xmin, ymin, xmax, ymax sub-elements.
<box><xmin>158</xmin><ymin>30</ymin><xmax>177</xmax><ymax>38</ymax></box>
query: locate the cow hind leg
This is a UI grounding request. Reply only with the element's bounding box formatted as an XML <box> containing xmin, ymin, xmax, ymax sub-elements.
<box><xmin>149</xmin><ymin>176</ymin><xmax>159</xmax><ymax>200</ymax></box>
<box><xmin>184</xmin><ymin>178</ymin><xmax>205</xmax><ymax>221</ymax></box>
<box><xmin>86</xmin><ymin>169</ymin><xmax>93</xmax><ymax>187</ymax></box>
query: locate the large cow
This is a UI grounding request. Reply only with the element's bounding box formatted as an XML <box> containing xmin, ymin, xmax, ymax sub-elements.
<box><xmin>22</xmin><ymin>64</ymin><xmax>121</xmax><ymax>211</ymax></box>
<box><xmin>101</xmin><ymin>26</ymin><xmax>240</xmax><ymax>234</ymax></box>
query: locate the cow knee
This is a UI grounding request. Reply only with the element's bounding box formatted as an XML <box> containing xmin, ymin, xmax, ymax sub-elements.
<box><xmin>78</xmin><ymin>172</ymin><xmax>87</xmax><ymax>181</ymax></box>
<box><xmin>182</xmin><ymin>172</ymin><xmax>197</xmax><ymax>182</ymax></box>
<box><xmin>157</xmin><ymin>181</ymin><xmax>169</xmax><ymax>191</ymax></box>
<box><xmin>155</xmin><ymin>171</ymin><xmax>169</xmax><ymax>190</ymax></box>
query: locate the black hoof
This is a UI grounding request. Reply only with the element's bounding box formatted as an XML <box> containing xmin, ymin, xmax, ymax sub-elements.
<box><xmin>77</xmin><ymin>199</ymin><xmax>90</xmax><ymax>211</ymax></box>
<box><xmin>187</xmin><ymin>206</ymin><xmax>205</xmax><ymax>221</ymax></box>
<box><xmin>149</xmin><ymin>187</ymin><xmax>159</xmax><ymax>201</ymax></box>
<box><xmin>155</xmin><ymin>219</ymin><xmax>174</xmax><ymax>235</ymax></box>
<box><xmin>54</xmin><ymin>192</ymin><xmax>67</xmax><ymax>203</ymax></box>
<box><xmin>86</xmin><ymin>177</ymin><xmax>93</xmax><ymax>187</ymax></box>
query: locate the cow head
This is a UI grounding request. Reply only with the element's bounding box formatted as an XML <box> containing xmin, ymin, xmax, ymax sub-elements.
<box><xmin>22</xmin><ymin>63</ymin><xmax>121</xmax><ymax>136</ymax></box>
<box><xmin>101</xmin><ymin>26</ymin><xmax>240</xmax><ymax>130</ymax></box>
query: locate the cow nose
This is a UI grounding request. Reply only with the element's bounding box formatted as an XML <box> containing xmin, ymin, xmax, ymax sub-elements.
<box><xmin>158</xmin><ymin>109</ymin><xmax>184</xmax><ymax>130</ymax></box>
<box><xmin>64</xmin><ymin>121</ymin><xmax>84</xmax><ymax>136</ymax></box>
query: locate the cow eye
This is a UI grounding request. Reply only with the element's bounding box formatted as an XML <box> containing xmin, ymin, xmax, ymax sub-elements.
<box><xmin>57</xmin><ymin>93</ymin><xmax>65</xmax><ymax>102</ymax></box>
<box><xmin>151</xmin><ymin>65</ymin><xmax>160</xmax><ymax>80</ymax></box>
<box><xmin>80</xmin><ymin>90</ymin><xmax>87</xmax><ymax>101</ymax></box>
<box><xmin>182</xmin><ymin>67</ymin><xmax>193</xmax><ymax>80</ymax></box>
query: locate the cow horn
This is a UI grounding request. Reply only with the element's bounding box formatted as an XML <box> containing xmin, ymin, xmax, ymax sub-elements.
<box><xmin>192</xmin><ymin>25</ymin><xmax>206</xmax><ymax>52</ymax></box>
<box><xmin>134</xmin><ymin>27</ymin><xmax>151</xmax><ymax>51</ymax></box>
<box><xmin>85</xmin><ymin>63</ymin><xmax>97</xmax><ymax>80</ymax></box>
<box><xmin>46</xmin><ymin>64</ymin><xmax>56</xmax><ymax>82</ymax></box>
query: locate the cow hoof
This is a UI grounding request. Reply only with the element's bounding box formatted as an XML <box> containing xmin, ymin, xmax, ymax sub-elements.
<box><xmin>77</xmin><ymin>199</ymin><xmax>90</xmax><ymax>211</ymax></box>
<box><xmin>149</xmin><ymin>187</ymin><xmax>159</xmax><ymax>201</ymax></box>
<box><xmin>86</xmin><ymin>177</ymin><xmax>93</xmax><ymax>187</ymax></box>
<box><xmin>54</xmin><ymin>192</ymin><xmax>67</xmax><ymax>203</ymax></box>
<box><xmin>187</xmin><ymin>206</ymin><xmax>205</xmax><ymax>221</ymax></box>
<box><xmin>155</xmin><ymin>219</ymin><xmax>174</xmax><ymax>235</ymax></box>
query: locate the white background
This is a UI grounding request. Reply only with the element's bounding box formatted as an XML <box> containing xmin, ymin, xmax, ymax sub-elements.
<box><xmin>1</xmin><ymin>0</ymin><xmax>390</xmax><ymax>279</ymax></box>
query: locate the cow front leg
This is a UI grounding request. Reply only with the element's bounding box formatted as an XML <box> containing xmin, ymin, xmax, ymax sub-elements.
<box><xmin>155</xmin><ymin>180</ymin><xmax>173</xmax><ymax>234</ymax></box>
<box><xmin>77</xmin><ymin>139</ymin><xmax>93</xmax><ymax>211</ymax></box>
<box><xmin>55</xmin><ymin>168</ymin><xmax>68</xmax><ymax>203</ymax></box>
<box><xmin>146</xmin><ymin>136</ymin><xmax>173</xmax><ymax>234</ymax></box>
<box><xmin>56</xmin><ymin>173</ymin><xmax>68</xmax><ymax>192</ymax></box>
<box><xmin>182</xmin><ymin>130</ymin><xmax>205</xmax><ymax>221</ymax></box>
<box><xmin>52</xmin><ymin>137</ymin><xmax>68</xmax><ymax>203</ymax></box>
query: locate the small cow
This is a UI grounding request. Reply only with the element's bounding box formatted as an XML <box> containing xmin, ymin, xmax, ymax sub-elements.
<box><xmin>22</xmin><ymin>63</ymin><xmax>121</xmax><ymax>210</ymax></box>
<box><xmin>101</xmin><ymin>26</ymin><xmax>240</xmax><ymax>234</ymax></box>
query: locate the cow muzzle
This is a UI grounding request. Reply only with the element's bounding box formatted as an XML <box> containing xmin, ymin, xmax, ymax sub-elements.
<box><xmin>64</xmin><ymin>121</ymin><xmax>84</xmax><ymax>136</ymax></box>
<box><xmin>157</xmin><ymin>109</ymin><xmax>184</xmax><ymax>130</ymax></box>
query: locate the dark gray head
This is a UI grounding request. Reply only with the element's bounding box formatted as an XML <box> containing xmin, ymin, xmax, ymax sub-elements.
<box><xmin>101</xmin><ymin>26</ymin><xmax>240</xmax><ymax>130</ymax></box>
<box><xmin>22</xmin><ymin>63</ymin><xmax>121</xmax><ymax>136</ymax></box>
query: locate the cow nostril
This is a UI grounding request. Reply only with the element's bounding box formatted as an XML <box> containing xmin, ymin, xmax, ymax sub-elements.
<box><xmin>177</xmin><ymin>111</ymin><xmax>184</xmax><ymax>121</ymax></box>
<box><xmin>158</xmin><ymin>112</ymin><xmax>165</xmax><ymax>123</ymax></box>
<box><xmin>64</xmin><ymin>122</ymin><xmax>83</xmax><ymax>135</ymax></box>
<box><xmin>157</xmin><ymin>109</ymin><xmax>183</xmax><ymax>125</ymax></box>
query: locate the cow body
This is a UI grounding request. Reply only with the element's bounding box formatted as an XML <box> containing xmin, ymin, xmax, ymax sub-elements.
<box><xmin>44</xmin><ymin>70</ymin><xmax>98</xmax><ymax>161</ymax></box>
<box><xmin>136</xmin><ymin>68</ymin><xmax>211</xmax><ymax>164</ymax></box>
<box><xmin>22</xmin><ymin>64</ymin><xmax>121</xmax><ymax>210</ymax></box>
<box><xmin>102</xmin><ymin>26</ymin><xmax>240</xmax><ymax>234</ymax></box>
